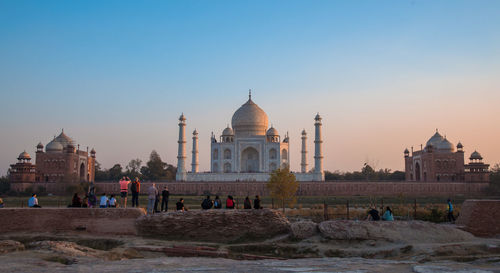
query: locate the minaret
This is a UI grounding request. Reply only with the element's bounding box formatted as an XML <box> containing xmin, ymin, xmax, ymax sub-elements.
<box><xmin>176</xmin><ymin>113</ymin><xmax>187</xmax><ymax>181</ymax></box>
<box><xmin>301</xmin><ymin>129</ymin><xmax>308</xmax><ymax>173</ymax></box>
<box><xmin>191</xmin><ymin>129</ymin><xmax>199</xmax><ymax>173</ymax></box>
<box><xmin>314</xmin><ymin>113</ymin><xmax>324</xmax><ymax>181</ymax></box>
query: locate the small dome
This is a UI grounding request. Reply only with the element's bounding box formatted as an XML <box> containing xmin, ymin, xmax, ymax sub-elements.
<box><xmin>90</xmin><ymin>148</ymin><xmax>96</xmax><ymax>154</ymax></box>
<box><xmin>315</xmin><ymin>113</ymin><xmax>322</xmax><ymax>120</ymax></box>
<box><xmin>404</xmin><ymin>148</ymin><xmax>409</xmax><ymax>154</ymax></box>
<box><xmin>301</xmin><ymin>129</ymin><xmax>307</xmax><ymax>135</ymax></box>
<box><xmin>222</xmin><ymin>126</ymin><xmax>234</xmax><ymax>136</ymax></box>
<box><xmin>37</xmin><ymin>142</ymin><xmax>44</xmax><ymax>148</ymax></box>
<box><xmin>470</xmin><ymin>150</ymin><xmax>483</xmax><ymax>160</ymax></box>
<box><xmin>426</xmin><ymin>129</ymin><xmax>444</xmax><ymax>148</ymax></box>
<box><xmin>46</xmin><ymin>140</ymin><xmax>63</xmax><ymax>152</ymax></box>
<box><xmin>179</xmin><ymin>113</ymin><xmax>186</xmax><ymax>121</ymax></box>
<box><xmin>457</xmin><ymin>142</ymin><xmax>463</xmax><ymax>149</ymax></box>
<box><xmin>266</xmin><ymin>126</ymin><xmax>279</xmax><ymax>136</ymax></box>
<box><xmin>18</xmin><ymin>151</ymin><xmax>31</xmax><ymax>160</ymax></box>
<box><xmin>193</xmin><ymin>129</ymin><xmax>198</xmax><ymax>135</ymax></box>
<box><xmin>436</xmin><ymin>138</ymin><xmax>455</xmax><ymax>152</ymax></box>
<box><xmin>231</xmin><ymin>95</ymin><xmax>269</xmax><ymax>137</ymax></box>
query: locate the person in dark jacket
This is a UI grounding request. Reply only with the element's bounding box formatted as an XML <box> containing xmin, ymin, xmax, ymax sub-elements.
<box><xmin>176</xmin><ymin>198</ymin><xmax>187</xmax><ymax>211</ymax></box>
<box><xmin>71</xmin><ymin>193</ymin><xmax>82</xmax><ymax>207</ymax></box>
<box><xmin>154</xmin><ymin>186</ymin><xmax>161</xmax><ymax>213</ymax></box>
<box><xmin>367</xmin><ymin>206</ymin><xmax>380</xmax><ymax>221</ymax></box>
<box><xmin>201</xmin><ymin>195</ymin><xmax>213</xmax><ymax>210</ymax></box>
<box><xmin>131</xmin><ymin>178</ymin><xmax>141</xmax><ymax>208</ymax></box>
<box><xmin>253</xmin><ymin>195</ymin><xmax>262</xmax><ymax>209</ymax></box>
<box><xmin>243</xmin><ymin>196</ymin><xmax>252</xmax><ymax>209</ymax></box>
<box><xmin>161</xmin><ymin>186</ymin><xmax>170</xmax><ymax>212</ymax></box>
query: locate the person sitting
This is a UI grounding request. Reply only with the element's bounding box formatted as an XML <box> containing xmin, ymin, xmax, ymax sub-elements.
<box><xmin>201</xmin><ymin>195</ymin><xmax>213</xmax><ymax>210</ymax></box>
<box><xmin>243</xmin><ymin>196</ymin><xmax>252</xmax><ymax>209</ymax></box>
<box><xmin>366</xmin><ymin>206</ymin><xmax>380</xmax><ymax>221</ymax></box>
<box><xmin>28</xmin><ymin>194</ymin><xmax>41</xmax><ymax>208</ymax></box>
<box><xmin>382</xmin><ymin>206</ymin><xmax>394</xmax><ymax>221</ymax></box>
<box><xmin>109</xmin><ymin>194</ymin><xmax>117</xmax><ymax>208</ymax></box>
<box><xmin>99</xmin><ymin>193</ymin><xmax>108</xmax><ymax>208</ymax></box>
<box><xmin>253</xmin><ymin>195</ymin><xmax>262</xmax><ymax>209</ymax></box>
<box><xmin>226</xmin><ymin>195</ymin><xmax>235</xmax><ymax>209</ymax></box>
<box><xmin>213</xmin><ymin>196</ymin><xmax>222</xmax><ymax>209</ymax></box>
<box><xmin>0</xmin><ymin>198</ymin><xmax>4</xmax><ymax>208</ymax></box>
<box><xmin>71</xmin><ymin>193</ymin><xmax>82</xmax><ymax>207</ymax></box>
<box><xmin>176</xmin><ymin>198</ymin><xmax>187</xmax><ymax>211</ymax></box>
<box><xmin>82</xmin><ymin>194</ymin><xmax>88</xmax><ymax>208</ymax></box>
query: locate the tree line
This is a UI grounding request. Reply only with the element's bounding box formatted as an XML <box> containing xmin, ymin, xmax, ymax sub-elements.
<box><xmin>324</xmin><ymin>163</ymin><xmax>406</xmax><ymax>181</ymax></box>
<box><xmin>95</xmin><ymin>150</ymin><xmax>176</xmax><ymax>182</ymax></box>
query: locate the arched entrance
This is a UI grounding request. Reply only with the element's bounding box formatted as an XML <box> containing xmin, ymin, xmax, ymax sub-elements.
<box><xmin>241</xmin><ymin>147</ymin><xmax>259</xmax><ymax>173</ymax></box>
<box><xmin>415</xmin><ymin>162</ymin><xmax>421</xmax><ymax>181</ymax></box>
<box><xmin>79</xmin><ymin>163</ymin><xmax>86</xmax><ymax>181</ymax></box>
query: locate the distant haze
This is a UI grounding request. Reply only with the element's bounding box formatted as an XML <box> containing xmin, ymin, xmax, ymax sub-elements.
<box><xmin>1</xmin><ymin>0</ymin><xmax>499</xmax><ymax>175</ymax></box>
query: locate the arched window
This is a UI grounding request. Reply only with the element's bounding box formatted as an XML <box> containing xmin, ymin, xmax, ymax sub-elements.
<box><xmin>269</xmin><ymin>148</ymin><xmax>277</xmax><ymax>159</ymax></box>
<box><xmin>281</xmin><ymin>149</ymin><xmax>288</xmax><ymax>160</ymax></box>
<box><xmin>224</xmin><ymin>163</ymin><xmax>231</xmax><ymax>173</ymax></box>
<box><xmin>224</xmin><ymin>149</ymin><xmax>231</xmax><ymax>159</ymax></box>
<box><xmin>213</xmin><ymin>149</ymin><xmax>218</xmax><ymax>160</ymax></box>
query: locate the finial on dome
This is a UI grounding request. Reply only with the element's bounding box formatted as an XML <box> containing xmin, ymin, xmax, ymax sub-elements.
<box><xmin>248</xmin><ymin>89</ymin><xmax>252</xmax><ymax>100</ymax></box>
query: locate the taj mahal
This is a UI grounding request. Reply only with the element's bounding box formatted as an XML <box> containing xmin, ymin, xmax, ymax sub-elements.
<box><xmin>175</xmin><ymin>91</ymin><xmax>325</xmax><ymax>182</ymax></box>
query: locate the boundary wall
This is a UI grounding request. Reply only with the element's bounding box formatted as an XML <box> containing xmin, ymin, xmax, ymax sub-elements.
<box><xmin>11</xmin><ymin>181</ymin><xmax>489</xmax><ymax>197</ymax></box>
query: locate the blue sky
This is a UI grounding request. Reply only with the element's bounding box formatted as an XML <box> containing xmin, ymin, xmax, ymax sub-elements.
<box><xmin>1</xmin><ymin>0</ymin><xmax>499</xmax><ymax>175</ymax></box>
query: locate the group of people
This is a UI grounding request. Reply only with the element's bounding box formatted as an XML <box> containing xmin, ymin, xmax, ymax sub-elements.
<box><xmin>200</xmin><ymin>195</ymin><xmax>263</xmax><ymax>210</ymax></box>
<box><xmin>367</xmin><ymin>206</ymin><xmax>394</xmax><ymax>221</ymax></box>
<box><xmin>145</xmin><ymin>183</ymin><xmax>170</xmax><ymax>214</ymax></box>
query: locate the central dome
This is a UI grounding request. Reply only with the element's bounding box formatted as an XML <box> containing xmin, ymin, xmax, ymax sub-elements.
<box><xmin>231</xmin><ymin>95</ymin><xmax>268</xmax><ymax>137</ymax></box>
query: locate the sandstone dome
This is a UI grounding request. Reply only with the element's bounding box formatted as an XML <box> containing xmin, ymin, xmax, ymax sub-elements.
<box><xmin>18</xmin><ymin>151</ymin><xmax>31</xmax><ymax>160</ymax></box>
<box><xmin>470</xmin><ymin>150</ymin><xmax>483</xmax><ymax>160</ymax></box>
<box><xmin>231</xmin><ymin>96</ymin><xmax>269</xmax><ymax>137</ymax></box>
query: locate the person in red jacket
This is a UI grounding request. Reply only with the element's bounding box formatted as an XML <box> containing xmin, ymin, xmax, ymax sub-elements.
<box><xmin>226</xmin><ymin>195</ymin><xmax>235</xmax><ymax>209</ymax></box>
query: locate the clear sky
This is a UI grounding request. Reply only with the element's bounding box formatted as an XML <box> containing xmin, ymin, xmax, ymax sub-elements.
<box><xmin>1</xmin><ymin>0</ymin><xmax>499</xmax><ymax>175</ymax></box>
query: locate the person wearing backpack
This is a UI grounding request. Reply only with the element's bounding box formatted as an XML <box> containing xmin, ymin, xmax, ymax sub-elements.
<box><xmin>226</xmin><ymin>195</ymin><xmax>235</xmax><ymax>209</ymax></box>
<box><xmin>214</xmin><ymin>195</ymin><xmax>222</xmax><ymax>209</ymax></box>
<box><xmin>201</xmin><ymin>195</ymin><xmax>213</xmax><ymax>210</ymax></box>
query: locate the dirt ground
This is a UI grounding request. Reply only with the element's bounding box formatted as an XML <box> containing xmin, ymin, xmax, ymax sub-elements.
<box><xmin>1</xmin><ymin>231</ymin><xmax>499</xmax><ymax>273</ymax></box>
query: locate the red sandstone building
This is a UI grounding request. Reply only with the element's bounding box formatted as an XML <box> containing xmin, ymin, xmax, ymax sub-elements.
<box><xmin>404</xmin><ymin>130</ymin><xmax>489</xmax><ymax>182</ymax></box>
<box><xmin>9</xmin><ymin>130</ymin><xmax>96</xmax><ymax>191</ymax></box>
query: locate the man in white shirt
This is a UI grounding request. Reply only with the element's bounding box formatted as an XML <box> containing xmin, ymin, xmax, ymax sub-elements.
<box><xmin>147</xmin><ymin>183</ymin><xmax>158</xmax><ymax>214</ymax></box>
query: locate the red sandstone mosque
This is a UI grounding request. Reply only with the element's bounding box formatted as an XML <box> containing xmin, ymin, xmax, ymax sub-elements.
<box><xmin>9</xmin><ymin>130</ymin><xmax>96</xmax><ymax>191</ymax></box>
<box><xmin>404</xmin><ymin>130</ymin><xmax>489</xmax><ymax>182</ymax></box>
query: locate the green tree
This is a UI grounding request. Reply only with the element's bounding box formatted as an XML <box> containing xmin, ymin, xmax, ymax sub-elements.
<box><xmin>266</xmin><ymin>167</ymin><xmax>299</xmax><ymax>213</ymax></box>
<box><xmin>362</xmin><ymin>163</ymin><xmax>376</xmax><ymax>181</ymax></box>
<box><xmin>94</xmin><ymin>161</ymin><xmax>109</xmax><ymax>181</ymax></box>
<box><xmin>108</xmin><ymin>164</ymin><xmax>123</xmax><ymax>181</ymax></box>
<box><xmin>126</xmin><ymin>158</ymin><xmax>143</xmax><ymax>178</ymax></box>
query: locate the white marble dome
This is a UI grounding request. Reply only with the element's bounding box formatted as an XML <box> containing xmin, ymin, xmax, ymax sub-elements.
<box><xmin>54</xmin><ymin>130</ymin><xmax>74</xmax><ymax>148</ymax></box>
<box><xmin>231</xmin><ymin>96</ymin><xmax>269</xmax><ymax>136</ymax></box>
<box><xmin>46</xmin><ymin>139</ymin><xmax>63</xmax><ymax>152</ymax></box>
<box><xmin>222</xmin><ymin>126</ymin><xmax>234</xmax><ymax>136</ymax></box>
<box><xmin>437</xmin><ymin>137</ymin><xmax>455</xmax><ymax>152</ymax></box>
<box><xmin>426</xmin><ymin>130</ymin><xmax>444</xmax><ymax>148</ymax></box>
<box><xmin>266</xmin><ymin>126</ymin><xmax>278</xmax><ymax>136</ymax></box>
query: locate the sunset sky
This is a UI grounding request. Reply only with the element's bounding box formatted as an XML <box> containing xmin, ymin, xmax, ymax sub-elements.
<box><xmin>1</xmin><ymin>0</ymin><xmax>499</xmax><ymax>176</ymax></box>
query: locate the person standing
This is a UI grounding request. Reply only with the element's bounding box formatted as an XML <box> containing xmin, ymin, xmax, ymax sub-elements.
<box><xmin>88</xmin><ymin>181</ymin><xmax>97</xmax><ymax>208</ymax></box>
<box><xmin>161</xmin><ymin>186</ymin><xmax>170</xmax><ymax>212</ymax></box>
<box><xmin>244</xmin><ymin>196</ymin><xmax>252</xmax><ymax>209</ymax></box>
<box><xmin>28</xmin><ymin>194</ymin><xmax>41</xmax><ymax>208</ymax></box>
<box><xmin>147</xmin><ymin>183</ymin><xmax>158</xmax><ymax>214</ymax></box>
<box><xmin>253</xmin><ymin>195</ymin><xmax>262</xmax><ymax>209</ymax></box>
<box><xmin>447</xmin><ymin>199</ymin><xmax>455</xmax><ymax>223</ymax></box>
<box><xmin>131</xmin><ymin>177</ymin><xmax>141</xmax><ymax>208</ymax></box>
<box><xmin>154</xmin><ymin>186</ymin><xmax>161</xmax><ymax>213</ymax></box>
<box><xmin>119</xmin><ymin>177</ymin><xmax>131</xmax><ymax>208</ymax></box>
